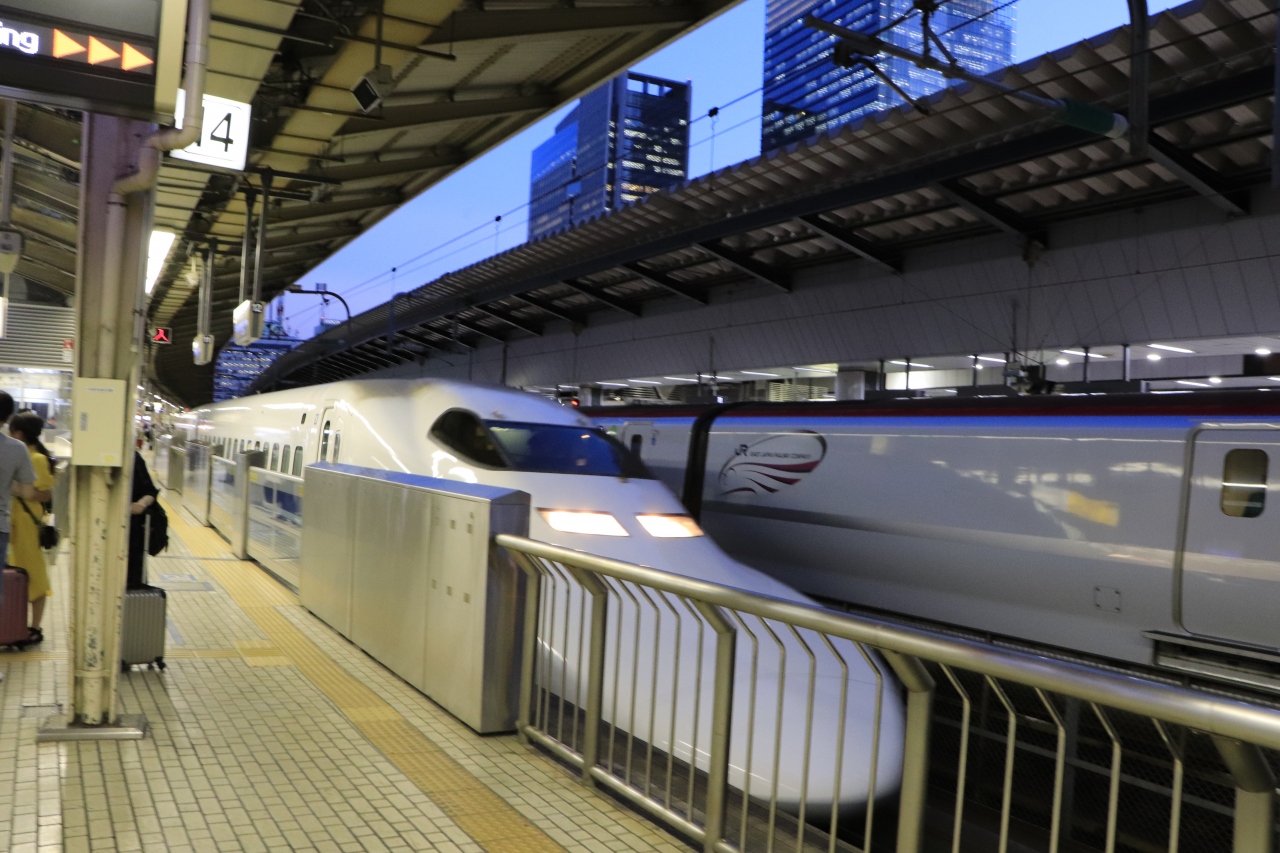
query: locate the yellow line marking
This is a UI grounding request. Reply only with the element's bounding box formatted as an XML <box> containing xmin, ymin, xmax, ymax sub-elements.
<box><xmin>160</xmin><ymin>497</ymin><xmax>565</xmax><ymax>853</ymax></box>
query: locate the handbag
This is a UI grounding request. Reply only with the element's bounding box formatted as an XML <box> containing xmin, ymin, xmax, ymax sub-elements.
<box><xmin>18</xmin><ymin>498</ymin><xmax>58</xmax><ymax>551</ymax></box>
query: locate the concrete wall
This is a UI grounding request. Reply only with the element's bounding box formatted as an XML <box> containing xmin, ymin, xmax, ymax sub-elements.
<box><xmin>368</xmin><ymin>188</ymin><xmax>1280</xmax><ymax>387</ymax></box>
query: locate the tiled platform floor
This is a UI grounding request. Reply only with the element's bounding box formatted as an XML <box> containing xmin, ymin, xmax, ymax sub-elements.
<box><xmin>0</xmin><ymin>492</ymin><xmax>692</xmax><ymax>853</ymax></box>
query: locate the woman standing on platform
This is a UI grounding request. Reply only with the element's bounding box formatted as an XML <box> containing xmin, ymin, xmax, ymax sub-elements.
<box><xmin>8</xmin><ymin>410</ymin><xmax>55</xmax><ymax>644</ymax></box>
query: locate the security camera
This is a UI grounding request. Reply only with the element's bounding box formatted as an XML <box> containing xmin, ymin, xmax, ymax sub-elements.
<box><xmin>351</xmin><ymin>65</ymin><xmax>393</xmax><ymax>114</ymax></box>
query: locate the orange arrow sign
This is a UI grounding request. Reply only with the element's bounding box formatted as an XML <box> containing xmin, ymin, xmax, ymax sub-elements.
<box><xmin>52</xmin><ymin>29</ymin><xmax>86</xmax><ymax>59</ymax></box>
<box><xmin>120</xmin><ymin>43</ymin><xmax>153</xmax><ymax>71</ymax></box>
<box><xmin>87</xmin><ymin>36</ymin><xmax>119</xmax><ymax>66</ymax></box>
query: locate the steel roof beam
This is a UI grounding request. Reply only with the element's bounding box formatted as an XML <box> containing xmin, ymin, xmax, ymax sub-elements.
<box><xmin>423</xmin><ymin>6</ymin><xmax>699</xmax><ymax>46</ymax></box>
<box><xmin>620</xmin><ymin>261</ymin><xmax>708</xmax><ymax>304</ymax></box>
<box><xmin>932</xmin><ymin>179</ymin><xmax>1048</xmax><ymax>248</ymax></box>
<box><xmin>304</xmin><ymin>151</ymin><xmax>467</xmax><ymax>183</ymax></box>
<box><xmin>470</xmin><ymin>305</ymin><xmax>543</xmax><ymax>337</ymax></box>
<box><xmin>696</xmin><ymin>241</ymin><xmax>791</xmax><ymax>292</ymax></box>
<box><xmin>561</xmin><ymin>280</ymin><xmax>642</xmax><ymax>316</ymax></box>
<box><xmin>1147</xmin><ymin>134</ymin><xmax>1248</xmax><ymax>216</ymax></box>
<box><xmin>798</xmin><ymin>214</ymin><xmax>902</xmax><ymax>273</ymax></box>
<box><xmin>339</xmin><ymin>96</ymin><xmax>559</xmax><ymax>137</ymax></box>
<box><xmin>268</xmin><ymin>193</ymin><xmax>401</xmax><ymax>223</ymax></box>
<box><xmin>515</xmin><ymin>293</ymin><xmax>589</xmax><ymax>326</ymax></box>
<box><xmin>449</xmin><ymin>317</ymin><xmax>505</xmax><ymax>344</ymax></box>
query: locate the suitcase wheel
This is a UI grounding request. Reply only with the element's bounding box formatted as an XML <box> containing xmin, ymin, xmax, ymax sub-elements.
<box><xmin>155</xmin><ymin>658</ymin><xmax>166</xmax><ymax>670</ymax></box>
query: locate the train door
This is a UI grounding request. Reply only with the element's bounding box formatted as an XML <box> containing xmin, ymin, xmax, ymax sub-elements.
<box><xmin>620</xmin><ymin>421</ymin><xmax>655</xmax><ymax>461</ymax></box>
<box><xmin>1179</xmin><ymin>427</ymin><xmax>1280</xmax><ymax>648</ymax></box>
<box><xmin>316</xmin><ymin>408</ymin><xmax>345</xmax><ymax>463</ymax></box>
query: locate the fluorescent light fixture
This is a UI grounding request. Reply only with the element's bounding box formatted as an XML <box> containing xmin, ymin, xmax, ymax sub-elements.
<box><xmin>1061</xmin><ymin>350</ymin><xmax>1106</xmax><ymax>358</ymax></box>
<box><xmin>974</xmin><ymin>364</ymin><xmax>983</xmax><ymax>370</ymax></box>
<box><xmin>740</xmin><ymin>371</ymin><xmax>780</xmax><ymax>377</ymax></box>
<box><xmin>145</xmin><ymin>230</ymin><xmax>176</xmax><ymax>294</ymax></box>
<box><xmin>1209</xmin><ymin>376</ymin><xmax>1223</xmax><ymax>384</ymax></box>
<box><xmin>794</xmin><ymin>366</ymin><xmax>836</xmax><ymax>373</ymax></box>
<box><xmin>1176</xmin><ymin>380</ymin><xmax>1210</xmax><ymax>387</ymax></box>
<box><xmin>629</xmin><ymin>380</ymin><xmax>662</xmax><ymax>385</ymax></box>
<box><xmin>539</xmin><ymin>510</ymin><xmax>629</xmax><ymax>537</ymax></box>
<box><xmin>1146</xmin><ymin>354</ymin><xmax>1161</xmax><ymax>361</ymax></box>
<box><xmin>663</xmin><ymin>376</ymin><xmax>699</xmax><ymax>383</ymax></box>
<box><xmin>1055</xmin><ymin>358</ymin><xmax>1070</xmax><ymax>366</ymax></box>
<box><xmin>1149</xmin><ymin>343</ymin><xmax>1195</xmax><ymax>354</ymax></box>
<box><xmin>1258</xmin><ymin>348</ymin><xmax>1272</xmax><ymax>356</ymax></box>
<box><xmin>889</xmin><ymin>360</ymin><xmax>934</xmax><ymax>368</ymax></box>
<box><xmin>1269</xmin><ymin>377</ymin><xmax>1280</xmax><ymax>382</ymax></box>
<box><xmin>598</xmin><ymin>382</ymin><xmax>630</xmax><ymax>387</ymax></box>
<box><xmin>635</xmin><ymin>514</ymin><xmax>703</xmax><ymax>538</ymax></box>
<box><xmin>975</xmin><ymin>356</ymin><xmax>1006</xmax><ymax>363</ymax></box>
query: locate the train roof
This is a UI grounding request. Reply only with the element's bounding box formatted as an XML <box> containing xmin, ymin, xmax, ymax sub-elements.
<box><xmin>585</xmin><ymin>390</ymin><xmax>1280</xmax><ymax>420</ymax></box>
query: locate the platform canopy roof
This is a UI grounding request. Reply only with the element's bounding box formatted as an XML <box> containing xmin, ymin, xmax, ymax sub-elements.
<box><xmin>98</xmin><ymin>0</ymin><xmax>739</xmax><ymax>400</ymax></box>
<box><xmin>151</xmin><ymin>0</ymin><xmax>1276</xmax><ymax>403</ymax></box>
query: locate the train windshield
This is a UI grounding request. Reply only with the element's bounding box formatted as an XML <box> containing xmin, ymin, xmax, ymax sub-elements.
<box><xmin>485</xmin><ymin>421</ymin><xmax>653</xmax><ymax>478</ymax></box>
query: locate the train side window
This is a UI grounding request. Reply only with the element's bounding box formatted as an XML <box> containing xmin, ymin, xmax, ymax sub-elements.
<box><xmin>429</xmin><ymin>410</ymin><xmax>506</xmax><ymax>468</ymax></box>
<box><xmin>629</xmin><ymin>434</ymin><xmax>643</xmax><ymax>457</ymax></box>
<box><xmin>281</xmin><ymin>445</ymin><xmax>291</xmax><ymax>474</ymax></box>
<box><xmin>332</xmin><ymin>432</ymin><xmax>341</xmax><ymax>462</ymax></box>
<box><xmin>270</xmin><ymin>443</ymin><xmax>280</xmax><ymax>471</ymax></box>
<box><xmin>320</xmin><ymin>421</ymin><xmax>331</xmax><ymax>461</ymax></box>
<box><xmin>1222</xmin><ymin>448</ymin><xmax>1268</xmax><ymax>518</ymax></box>
<box><xmin>292</xmin><ymin>449</ymin><xmax>303</xmax><ymax>477</ymax></box>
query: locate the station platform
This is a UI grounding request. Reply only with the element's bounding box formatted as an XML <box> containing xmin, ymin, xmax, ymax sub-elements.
<box><xmin>0</xmin><ymin>492</ymin><xmax>692</xmax><ymax>853</ymax></box>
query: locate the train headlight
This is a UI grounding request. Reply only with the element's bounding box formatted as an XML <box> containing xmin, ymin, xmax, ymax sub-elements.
<box><xmin>635</xmin><ymin>514</ymin><xmax>703</xmax><ymax>538</ymax></box>
<box><xmin>539</xmin><ymin>509</ymin><xmax>629</xmax><ymax>536</ymax></box>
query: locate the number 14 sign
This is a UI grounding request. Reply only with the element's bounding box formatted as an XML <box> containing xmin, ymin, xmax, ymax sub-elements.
<box><xmin>169</xmin><ymin>89</ymin><xmax>252</xmax><ymax>172</ymax></box>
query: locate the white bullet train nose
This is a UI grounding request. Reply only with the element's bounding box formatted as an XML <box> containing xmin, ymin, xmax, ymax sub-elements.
<box><xmin>521</xmin><ymin>472</ymin><xmax>905</xmax><ymax>810</ymax></box>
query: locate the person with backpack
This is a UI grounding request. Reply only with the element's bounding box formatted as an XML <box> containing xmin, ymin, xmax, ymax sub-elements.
<box><xmin>127</xmin><ymin>451</ymin><xmax>161</xmax><ymax>588</ymax></box>
<box><xmin>8</xmin><ymin>410</ymin><xmax>56</xmax><ymax>644</ymax></box>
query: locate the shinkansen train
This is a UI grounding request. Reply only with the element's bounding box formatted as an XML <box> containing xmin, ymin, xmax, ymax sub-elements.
<box><xmin>591</xmin><ymin>392</ymin><xmax>1280</xmax><ymax>692</ymax></box>
<box><xmin>190</xmin><ymin>379</ymin><xmax>904</xmax><ymax>809</ymax></box>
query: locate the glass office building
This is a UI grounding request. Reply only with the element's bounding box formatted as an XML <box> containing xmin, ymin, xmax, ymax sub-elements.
<box><xmin>762</xmin><ymin>0</ymin><xmax>1014</xmax><ymax>152</ymax></box>
<box><xmin>529</xmin><ymin>72</ymin><xmax>691</xmax><ymax>240</ymax></box>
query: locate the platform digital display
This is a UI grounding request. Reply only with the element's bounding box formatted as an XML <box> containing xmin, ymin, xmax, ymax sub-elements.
<box><xmin>0</xmin><ymin>1</ymin><xmax>174</xmax><ymax>119</ymax></box>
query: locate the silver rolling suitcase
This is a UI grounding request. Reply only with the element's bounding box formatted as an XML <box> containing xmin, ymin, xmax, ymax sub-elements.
<box><xmin>121</xmin><ymin>516</ymin><xmax>166</xmax><ymax>670</ymax></box>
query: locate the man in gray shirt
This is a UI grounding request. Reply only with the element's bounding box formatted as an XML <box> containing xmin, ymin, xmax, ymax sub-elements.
<box><xmin>0</xmin><ymin>390</ymin><xmax>37</xmax><ymax>645</ymax></box>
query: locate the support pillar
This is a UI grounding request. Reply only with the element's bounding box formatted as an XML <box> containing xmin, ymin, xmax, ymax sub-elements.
<box><xmin>48</xmin><ymin>113</ymin><xmax>153</xmax><ymax>736</ymax></box>
<box><xmin>834</xmin><ymin>367</ymin><xmax>865</xmax><ymax>400</ymax></box>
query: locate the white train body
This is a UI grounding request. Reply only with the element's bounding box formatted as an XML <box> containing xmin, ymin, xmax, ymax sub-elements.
<box><xmin>593</xmin><ymin>395</ymin><xmax>1280</xmax><ymax>681</ymax></box>
<box><xmin>193</xmin><ymin>379</ymin><xmax>904</xmax><ymax>808</ymax></box>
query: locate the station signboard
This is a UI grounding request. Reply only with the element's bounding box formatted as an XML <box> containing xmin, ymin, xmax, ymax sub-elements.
<box><xmin>171</xmin><ymin>89</ymin><xmax>252</xmax><ymax>172</ymax></box>
<box><xmin>0</xmin><ymin>1</ymin><xmax>185</xmax><ymax>120</ymax></box>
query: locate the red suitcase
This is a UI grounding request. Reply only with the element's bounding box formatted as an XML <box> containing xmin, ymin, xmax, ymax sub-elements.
<box><xmin>0</xmin><ymin>567</ymin><xmax>30</xmax><ymax>649</ymax></box>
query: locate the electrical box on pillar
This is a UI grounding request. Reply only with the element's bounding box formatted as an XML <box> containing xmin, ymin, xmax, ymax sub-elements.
<box><xmin>192</xmin><ymin>335</ymin><xmax>213</xmax><ymax>365</ymax></box>
<box><xmin>70</xmin><ymin>378</ymin><xmax>128</xmax><ymax>466</ymax></box>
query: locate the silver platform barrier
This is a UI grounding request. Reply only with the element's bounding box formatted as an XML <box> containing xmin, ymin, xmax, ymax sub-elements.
<box><xmin>247</xmin><ymin>466</ymin><xmax>304</xmax><ymax>590</ymax></box>
<box><xmin>497</xmin><ymin>535</ymin><xmax>1280</xmax><ymax>853</ymax></box>
<box><xmin>183</xmin><ymin>443</ymin><xmax>214</xmax><ymax>527</ymax></box>
<box><xmin>152</xmin><ymin>434</ymin><xmax>170</xmax><ymax>488</ymax></box>
<box><xmin>299</xmin><ymin>463</ymin><xmax>529</xmax><ymax>734</ymax></box>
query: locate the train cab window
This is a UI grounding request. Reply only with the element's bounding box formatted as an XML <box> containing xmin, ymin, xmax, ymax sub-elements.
<box><xmin>320</xmin><ymin>421</ymin><xmax>331</xmax><ymax>461</ymax></box>
<box><xmin>281</xmin><ymin>446</ymin><xmax>291</xmax><ymax>474</ymax></box>
<box><xmin>1222</xmin><ymin>449</ymin><xmax>1268</xmax><ymax>518</ymax></box>
<box><xmin>292</xmin><ymin>450</ymin><xmax>303</xmax><ymax>477</ymax></box>
<box><xmin>429</xmin><ymin>410</ymin><xmax>506</xmax><ymax>468</ymax></box>
<box><xmin>270</xmin><ymin>443</ymin><xmax>280</xmax><ymax>471</ymax></box>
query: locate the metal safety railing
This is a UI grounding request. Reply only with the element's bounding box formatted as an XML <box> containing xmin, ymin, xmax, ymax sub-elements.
<box><xmin>496</xmin><ymin>534</ymin><xmax>1280</xmax><ymax>853</ymax></box>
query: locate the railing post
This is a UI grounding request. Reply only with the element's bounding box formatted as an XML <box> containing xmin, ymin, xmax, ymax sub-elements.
<box><xmin>507</xmin><ymin>549</ymin><xmax>544</xmax><ymax>746</ymax></box>
<box><xmin>1213</xmin><ymin>736</ymin><xmax>1275</xmax><ymax>853</ymax></box>
<box><xmin>692</xmin><ymin>600</ymin><xmax>736</xmax><ymax>853</ymax></box>
<box><xmin>882</xmin><ymin>650</ymin><xmax>935</xmax><ymax>853</ymax></box>
<box><xmin>566</xmin><ymin>565</ymin><xmax>609</xmax><ymax>787</ymax></box>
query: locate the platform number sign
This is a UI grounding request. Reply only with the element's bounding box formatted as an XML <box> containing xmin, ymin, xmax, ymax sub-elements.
<box><xmin>169</xmin><ymin>90</ymin><xmax>251</xmax><ymax>172</ymax></box>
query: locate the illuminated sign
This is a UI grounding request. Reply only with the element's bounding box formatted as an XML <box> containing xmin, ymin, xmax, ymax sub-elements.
<box><xmin>0</xmin><ymin>1</ymin><xmax>180</xmax><ymax>120</ymax></box>
<box><xmin>170</xmin><ymin>90</ymin><xmax>252</xmax><ymax>172</ymax></box>
<box><xmin>151</xmin><ymin>327</ymin><xmax>172</xmax><ymax>344</ymax></box>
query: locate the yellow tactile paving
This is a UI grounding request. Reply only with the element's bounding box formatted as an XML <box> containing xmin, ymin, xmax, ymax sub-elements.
<box><xmin>162</xmin><ymin>498</ymin><xmax>569</xmax><ymax>853</ymax></box>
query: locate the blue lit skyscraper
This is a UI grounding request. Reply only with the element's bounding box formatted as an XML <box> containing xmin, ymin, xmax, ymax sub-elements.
<box><xmin>529</xmin><ymin>72</ymin><xmax>691</xmax><ymax>240</ymax></box>
<box><xmin>762</xmin><ymin>0</ymin><xmax>1014</xmax><ymax>152</ymax></box>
